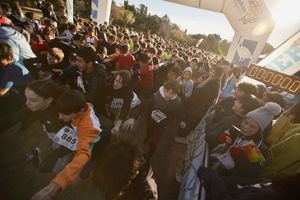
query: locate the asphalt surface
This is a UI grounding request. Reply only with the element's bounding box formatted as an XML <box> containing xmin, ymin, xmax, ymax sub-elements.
<box><xmin>0</xmin><ymin>116</ymin><xmax>186</xmax><ymax>199</ymax></box>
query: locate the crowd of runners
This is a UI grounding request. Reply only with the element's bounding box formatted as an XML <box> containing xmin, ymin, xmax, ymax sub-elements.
<box><xmin>0</xmin><ymin>1</ymin><xmax>300</xmax><ymax>200</ymax></box>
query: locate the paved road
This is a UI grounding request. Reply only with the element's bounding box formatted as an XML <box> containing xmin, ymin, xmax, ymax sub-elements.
<box><xmin>0</xmin><ymin>118</ymin><xmax>186</xmax><ymax>199</ymax></box>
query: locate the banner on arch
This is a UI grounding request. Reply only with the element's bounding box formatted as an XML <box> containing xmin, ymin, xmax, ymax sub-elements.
<box><xmin>91</xmin><ymin>0</ymin><xmax>112</xmax><ymax>25</ymax></box>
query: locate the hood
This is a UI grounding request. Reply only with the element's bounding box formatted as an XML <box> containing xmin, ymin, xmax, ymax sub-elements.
<box><xmin>159</xmin><ymin>86</ymin><xmax>177</xmax><ymax>100</ymax></box>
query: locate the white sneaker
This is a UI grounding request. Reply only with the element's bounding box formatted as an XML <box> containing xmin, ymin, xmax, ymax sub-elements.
<box><xmin>174</xmin><ymin>136</ymin><xmax>188</xmax><ymax>144</ymax></box>
<box><xmin>25</xmin><ymin>147</ymin><xmax>42</xmax><ymax>167</ymax></box>
<box><xmin>175</xmin><ymin>173</ymin><xmax>183</xmax><ymax>183</ymax></box>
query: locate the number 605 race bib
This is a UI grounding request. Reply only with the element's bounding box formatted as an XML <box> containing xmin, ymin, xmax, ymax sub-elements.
<box><xmin>53</xmin><ymin>126</ymin><xmax>78</xmax><ymax>151</ymax></box>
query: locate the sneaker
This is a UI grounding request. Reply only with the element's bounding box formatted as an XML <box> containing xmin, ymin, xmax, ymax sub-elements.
<box><xmin>26</xmin><ymin>147</ymin><xmax>42</xmax><ymax>167</ymax></box>
<box><xmin>175</xmin><ymin>173</ymin><xmax>183</xmax><ymax>183</ymax></box>
<box><xmin>174</xmin><ymin>137</ymin><xmax>188</xmax><ymax>145</ymax></box>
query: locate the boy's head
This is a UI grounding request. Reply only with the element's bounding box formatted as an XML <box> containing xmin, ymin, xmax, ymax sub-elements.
<box><xmin>46</xmin><ymin>2</ymin><xmax>54</xmax><ymax>11</ymax></box>
<box><xmin>76</xmin><ymin>46</ymin><xmax>97</xmax><ymax>72</ymax></box>
<box><xmin>72</xmin><ymin>33</ymin><xmax>85</xmax><ymax>47</ymax></box>
<box><xmin>68</xmin><ymin>23</ymin><xmax>77</xmax><ymax>33</ymax></box>
<box><xmin>233</xmin><ymin>82</ymin><xmax>257</xmax><ymax>99</ymax></box>
<box><xmin>148</xmin><ymin>47</ymin><xmax>157</xmax><ymax>56</ymax></box>
<box><xmin>232</xmin><ymin>95</ymin><xmax>260</xmax><ymax>116</ymax></box>
<box><xmin>193</xmin><ymin>70</ymin><xmax>208</xmax><ymax>84</ymax></box>
<box><xmin>1</xmin><ymin>4</ymin><xmax>9</xmax><ymax>13</ymax></box>
<box><xmin>173</xmin><ymin>57</ymin><xmax>186</xmax><ymax>69</ymax></box>
<box><xmin>68</xmin><ymin>53</ymin><xmax>77</xmax><ymax>66</ymax></box>
<box><xmin>138</xmin><ymin>53</ymin><xmax>151</xmax><ymax>65</ymax></box>
<box><xmin>163</xmin><ymin>80</ymin><xmax>180</xmax><ymax>101</ymax></box>
<box><xmin>93</xmin><ymin>141</ymin><xmax>146</xmax><ymax>199</ymax></box>
<box><xmin>262</xmin><ymin>91</ymin><xmax>287</xmax><ymax>109</ymax></box>
<box><xmin>167</xmin><ymin>66</ymin><xmax>181</xmax><ymax>81</ymax></box>
<box><xmin>57</xmin><ymin>89</ymin><xmax>86</xmax><ymax>122</ymax></box>
<box><xmin>47</xmin><ymin>48</ymin><xmax>64</xmax><ymax>65</ymax></box>
<box><xmin>87</xmin><ymin>26</ymin><xmax>94</xmax><ymax>34</ymax></box>
<box><xmin>25</xmin><ymin>11</ymin><xmax>34</xmax><ymax>20</ymax></box>
<box><xmin>119</xmin><ymin>44</ymin><xmax>129</xmax><ymax>54</ymax></box>
<box><xmin>231</xmin><ymin>66</ymin><xmax>242</xmax><ymax>79</ymax></box>
<box><xmin>0</xmin><ymin>41</ymin><xmax>13</xmax><ymax>67</ymax></box>
<box><xmin>42</xmin><ymin>26</ymin><xmax>55</xmax><ymax>41</ymax></box>
<box><xmin>98</xmin><ymin>46</ymin><xmax>107</xmax><ymax>55</ymax></box>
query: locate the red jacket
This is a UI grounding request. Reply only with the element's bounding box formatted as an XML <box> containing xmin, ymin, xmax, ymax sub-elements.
<box><xmin>114</xmin><ymin>53</ymin><xmax>136</xmax><ymax>70</ymax></box>
<box><xmin>138</xmin><ymin>65</ymin><xmax>158</xmax><ymax>89</ymax></box>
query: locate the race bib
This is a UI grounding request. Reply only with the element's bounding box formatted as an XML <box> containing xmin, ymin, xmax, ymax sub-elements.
<box><xmin>86</xmin><ymin>37</ymin><xmax>95</xmax><ymax>44</ymax></box>
<box><xmin>52</xmin><ymin>126</ymin><xmax>78</xmax><ymax>151</ymax></box>
<box><xmin>130</xmin><ymin>92</ymin><xmax>141</xmax><ymax>109</ymax></box>
<box><xmin>77</xmin><ymin>76</ymin><xmax>86</xmax><ymax>94</ymax></box>
<box><xmin>151</xmin><ymin>110</ymin><xmax>167</xmax><ymax>123</ymax></box>
<box><xmin>111</xmin><ymin>98</ymin><xmax>124</xmax><ymax>109</ymax></box>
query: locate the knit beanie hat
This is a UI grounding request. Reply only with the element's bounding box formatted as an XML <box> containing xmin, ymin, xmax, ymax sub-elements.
<box><xmin>183</xmin><ymin>67</ymin><xmax>193</xmax><ymax>75</ymax></box>
<box><xmin>246</xmin><ymin>102</ymin><xmax>281</xmax><ymax>131</ymax></box>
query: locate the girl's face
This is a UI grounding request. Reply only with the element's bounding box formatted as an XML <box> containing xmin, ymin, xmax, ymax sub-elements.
<box><xmin>25</xmin><ymin>88</ymin><xmax>52</xmax><ymax>112</ymax></box>
<box><xmin>182</xmin><ymin>71</ymin><xmax>191</xmax><ymax>80</ymax></box>
<box><xmin>240</xmin><ymin>117</ymin><xmax>260</xmax><ymax>137</ymax></box>
<box><xmin>113</xmin><ymin>75</ymin><xmax>123</xmax><ymax>90</ymax></box>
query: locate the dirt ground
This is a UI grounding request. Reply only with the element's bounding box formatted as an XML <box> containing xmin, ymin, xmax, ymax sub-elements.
<box><xmin>0</xmin><ymin>116</ymin><xmax>186</xmax><ymax>200</ymax></box>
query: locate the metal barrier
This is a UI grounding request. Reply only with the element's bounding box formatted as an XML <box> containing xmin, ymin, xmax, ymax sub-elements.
<box><xmin>178</xmin><ymin>109</ymin><xmax>211</xmax><ymax>200</ymax></box>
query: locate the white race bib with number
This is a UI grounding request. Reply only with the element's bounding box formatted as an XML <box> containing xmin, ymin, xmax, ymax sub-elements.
<box><xmin>52</xmin><ymin>126</ymin><xmax>78</xmax><ymax>151</ymax></box>
<box><xmin>86</xmin><ymin>37</ymin><xmax>95</xmax><ymax>44</ymax></box>
<box><xmin>77</xmin><ymin>76</ymin><xmax>86</xmax><ymax>94</ymax></box>
<box><xmin>130</xmin><ymin>92</ymin><xmax>141</xmax><ymax>109</ymax></box>
<box><xmin>151</xmin><ymin>110</ymin><xmax>167</xmax><ymax>123</ymax></box>
<box><xmin>111</xmin><ymin>98</ymin><xmax>124</xmax><ymax>109</ymax></box>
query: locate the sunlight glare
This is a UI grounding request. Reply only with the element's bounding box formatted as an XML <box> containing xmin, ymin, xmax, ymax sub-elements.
<box><xmin>272</xmin><ymin>0</ymin><xmax>300</xmax><ymax>27</ymax></box>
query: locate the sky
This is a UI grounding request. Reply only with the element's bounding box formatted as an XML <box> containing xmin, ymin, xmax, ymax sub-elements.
<box><xmin>114</xmin><ymin>0</ymin><xmax>300</xmax><ymax>48</ymax></box>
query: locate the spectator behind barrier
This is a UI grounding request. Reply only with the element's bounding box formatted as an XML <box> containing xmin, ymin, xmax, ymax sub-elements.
<box><xmin>208</xmin><ymin>102</ymin><xmax>281</xmax><ymax>183</ymax></box>
<box><xmin>211</xmin><ymin>82</ymin><xmax>258</xmax><ymax>123</ymax></box>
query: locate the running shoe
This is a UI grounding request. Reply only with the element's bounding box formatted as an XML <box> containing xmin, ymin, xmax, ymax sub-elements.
<box><xmin>25</xmin><ymin>147</ymin><xmax>42</xmax><ymax>167</ymax></box>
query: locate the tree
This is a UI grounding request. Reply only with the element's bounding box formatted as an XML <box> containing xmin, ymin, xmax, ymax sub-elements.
<box><xmin>138</xmin><ymin>4</ymin><xmax>148</xmax><ymax>16</ymax></box>
<box><xmin>121</xmin><ymin>9</ymin><xmax>135</xmax><ymax>26</ymax></box>
<box><xmin>170</xmin><ymin>29</ymin><xmax>187</xmax><ymax>42</ymax></box>
<box><xmin>110</xmin><ymin>4</ymin><xmax>123</xmax><ymax>24</ymax></box>
<box><xmin>145</xmin><ymin>15</ymin><xmax>161</xmax><ymax>34</ymax></box>
<box><xmin>159</xmin><ymin>14</ymin><xmax>171</xmax><ymax>37</ymax></box>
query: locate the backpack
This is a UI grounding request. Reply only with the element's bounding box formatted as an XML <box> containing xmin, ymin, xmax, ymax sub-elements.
<box><xmin>260</xmin><ymin>124</ymin><xmax>300</xmax><ymax>179</ymax></box>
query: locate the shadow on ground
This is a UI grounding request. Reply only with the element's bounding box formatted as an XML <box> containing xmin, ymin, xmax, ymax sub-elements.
<box><xmin>0</xmin><ymin>117</ymin><xmax>186</xmax><ymax>200</ymax></box>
